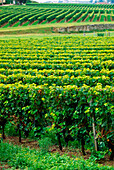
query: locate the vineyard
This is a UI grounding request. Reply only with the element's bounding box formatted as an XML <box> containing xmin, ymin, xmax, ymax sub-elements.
<box><xmin>0</xmin><ymin>3</ymin><xmax>114</xmax><ymax>28</ymax></box>
<box><xmin>0</xmin><ymin>36</ymin><xmax>114</xmax><ymax>165</ymax></box>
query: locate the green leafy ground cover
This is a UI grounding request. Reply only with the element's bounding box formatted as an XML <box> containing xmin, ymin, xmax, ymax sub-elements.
<box><xmin>0</xmin><ymin>142</ymin><xmax>114</xmax><ymax>170</ymax></box>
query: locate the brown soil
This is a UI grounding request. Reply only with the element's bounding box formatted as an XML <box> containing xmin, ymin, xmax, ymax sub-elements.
<box><xmin>104</xmin><ymin>16</ymin><xmax>107</xmax><ymax>22</ymax></box>
<box><xmin>48</xmin><ymin>18</ymin><xmax>56</xmax><ymax>24</ymax></box>
<box><xmin>66</xmin><ymin>17</ymin><xmax>72</xmax><ymax>22</ymax></box>
<box><xmin>0</xmin><ymin>163</ymin><xmax>12</xmax><ymax>170</ymax></box>
<box><xmin>98</xmin><ymin>15</ymin><xmax>101</xmax><ymax>22</ymax></box>
<box><xmin>0</xmin><ymin>22</ymin><xmax>8</xmax><ymax>28</ymax></box>
<box><xmin>73</xmin><ymin>14</ymin><xmax>82</xmax><ymax>22</ymax></box>
<box><xmin>29</xmin><ymin>19</ymin><xmax>38</xmax><ymax>25</ymax></box>
<box><xmin>1</xmin><ymin>136</ymin><xmax>114</xmax><ymax>168</ymax></box>
<box><xmin>90</xmin><ymin>15</ymin><xmax>95</xmax><ymax>22</ymax></box>
<box><xmin>20</xmin><ymin>20</ymin><xmax>28</xmax><ymax>26</ymax></box>
<box><xmin>9</xmin><ymin>20</ymin><xmax>19</xmax><ymax>27</ymax></box>
<box><xmin>82</xmin><ymin>15</ymin><xmax>89</xmax><ymax>22</ymax></box>
<box><xmin>1</xmin><ymin>4</ymin><xmax>13</xmax><ymax>6</ymax></box>
<box><xmin>57</xmin><ymin>17</ymin><xmax>65</xmax><ymax>23</ymax></box>
<box><xmin>38</xmin><ymin>19</ymin><xmax>46</xmax><ymax>24</ymax></box>
<box><xmin>111</xmin><ymin>16</ymin><xmax>113</xmax><ymax>21</ymax></box>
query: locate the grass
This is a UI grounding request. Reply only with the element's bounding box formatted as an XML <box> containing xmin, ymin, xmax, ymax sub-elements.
<box><xmin>0</xmin><ymin>21</ymin><xmax>113</xmax><ymax>35</ymax></box>
<box><xmin>0</xmin><ymin>142</ymin><xmax>114</xmax><ymax>170</ymax></box>
<box><xmin>0</xmin><ymin>31</ymin><xmax>114</xmax><ymax>40</ymax></box>
<box><xmin>0</xmin><ymin>21</ymin><xmax>113</xmax><ymax>32</ymax></box>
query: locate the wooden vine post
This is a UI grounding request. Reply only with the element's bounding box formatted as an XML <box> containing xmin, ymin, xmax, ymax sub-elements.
<box><xmin>92</xmin><ymin>114</ymin><xmax>98</xmax><ymax>151</ymax></box>
<box><xmin>19</xmin><ymin>123</ymin><xmax>21</xmax><ymax>143</ymax></box>
<box><xmin>57</xmin><ymin>132</ymin><xmax>62</xmax><ymax>151</ymax></box>
<box><xmin>19</xmin><ymin>113</ymin><xmax>22</xmax><ymax>143</ymax></box>
<box><xmin>2</xmin><ymin>123</ymin><xmax>5</xmax><ymax>139</ymax></box>
<box><xmin>89</xmin><ymin>96</ymin><xmax>98</xmax><ymax>151</ymax></box>
<box><xmin>1</xmin><ymin>118</ymin><xmax>6</xmax><ymax>139</ymax></box>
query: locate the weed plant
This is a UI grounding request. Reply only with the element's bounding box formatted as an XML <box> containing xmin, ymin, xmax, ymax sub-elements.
<box><xmin>0</xmin><ymin>142</ymin><xmax>114</xmax><ymax>170</ymax></box>
<box><xmin>38</xmin><ymin>137</ymin><xmax>53</xmax><ymax>153</ymax></box>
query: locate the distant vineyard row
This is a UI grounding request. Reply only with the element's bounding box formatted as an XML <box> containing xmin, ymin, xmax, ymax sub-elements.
<box><xmin>27</xmin><ymin>3</ymin><xmax>114</xmax><ymax>9</ymax></box>
<box><xmin>0</xmin><ymin>5</ymin><xmax>114</xmax><ymax>28</ymax></box>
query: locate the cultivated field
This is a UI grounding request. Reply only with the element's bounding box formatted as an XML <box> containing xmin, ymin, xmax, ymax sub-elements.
<box><xmin>0</xmin><ymin>3</ymin><xmax>114</xmax><ymax>170</ymax></box>
<box><xmin>0</xmin><ymin>3</ymin><xmax>114</xmax><ymax>28</ymax></box>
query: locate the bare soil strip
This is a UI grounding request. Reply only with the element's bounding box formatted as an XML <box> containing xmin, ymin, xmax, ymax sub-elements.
<box><xmin>9</xmin><ymin>20</ymin><xmax>19</xmax><ymax>27</ymax></box>
<box><xmin>29</xmin><ymin>19</ymin><xmax>38</xmax><ymax>25</ymax></box>
<box><xmin>83</xmin><ymin>15</ymin><xmax>89</xmax><ymax>22</ymax></box>
<box><xmin>90</xmin><ymin>15</ymin><xmax>95</xmax><ymax>22</ymax></box>
<box><xmin>73</xmin><ymin>14</ymin><xmax>82</xmax><ymax>22</ymax></box>
<box><xmin>0</xmin><ymin>22</ymin><xmax>8</xmax><ymax>28</ymax></box>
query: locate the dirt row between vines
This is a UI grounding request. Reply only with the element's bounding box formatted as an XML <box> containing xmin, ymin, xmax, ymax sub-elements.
<box><xmin>1</xmin><ymin>136</ymin><xmax>114</xmax><ymax>168</ymax></box>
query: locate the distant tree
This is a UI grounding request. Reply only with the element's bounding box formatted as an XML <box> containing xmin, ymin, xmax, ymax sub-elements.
<box><xmin>26</xmin><ymin>0</ymin><xmax>31</xmax><ymax>3</ymax></box>
<box><xmin>6</xmin><ymin>0</ymin><xmax>13</xmax><ymax>4</ymax></box>
<box><xmin>15</xmin><ymin>0</ymin><xmax>27</xmax><ymax>4</ymax></box>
